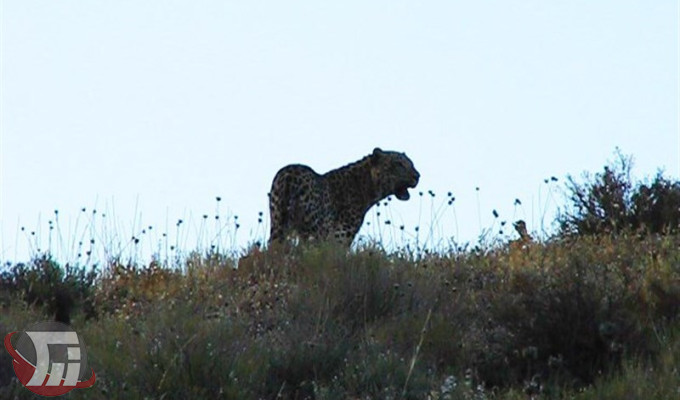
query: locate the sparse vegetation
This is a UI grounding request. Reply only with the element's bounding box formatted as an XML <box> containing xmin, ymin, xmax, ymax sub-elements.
<box><xmin>1</xmin><ymin>153</ymin><xmax>679</xmax><ymax>399</ymax></box>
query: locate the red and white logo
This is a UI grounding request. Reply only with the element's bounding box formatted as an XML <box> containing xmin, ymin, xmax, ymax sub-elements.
<box><xmin>4</xmin><ymin>321</ymin><xmax>96</xmax><ymax>396</ymax></box>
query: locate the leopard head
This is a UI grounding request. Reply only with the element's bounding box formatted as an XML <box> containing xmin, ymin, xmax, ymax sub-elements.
<box><xmin>370</xmin><ymin>147</ymin><xmax>420</xmax><ymax>201</ymax></box>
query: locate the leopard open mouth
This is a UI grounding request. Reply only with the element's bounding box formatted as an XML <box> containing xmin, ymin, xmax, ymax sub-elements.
<box><xmin>394</xmin><ymin>171</ymin><xmax>419</xmax><ymax>201</ymax></box>
<box><xmin>395</xmin><ymin>186</ymin><xmax>411</xmax><ymax>201</ymax></box>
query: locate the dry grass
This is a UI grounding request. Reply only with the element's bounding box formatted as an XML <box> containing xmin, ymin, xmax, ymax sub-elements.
<box><xmin>1</xmin><ymin>232</ymin><xmax>679</xmax><ymax>399</ymax></box>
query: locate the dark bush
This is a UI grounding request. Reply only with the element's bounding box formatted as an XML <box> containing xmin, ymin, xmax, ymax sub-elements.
<box><xmin>0</xmin><ymin>255</ymin><xmax>98</xmax><ymax>323</ymax></box>
<box><xmin>631</xmin><ymin>173</ymin><xmax>680</xmax><ymax>234</ymax></box>
<box><xmin>559</xmin><ymin>151</ymin><xmax>680</xmax><ymax>236</ymax></box>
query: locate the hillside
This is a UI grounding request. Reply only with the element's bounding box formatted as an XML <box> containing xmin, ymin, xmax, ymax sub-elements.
<box><xmin>2</xmin><ymin>233</ymin><xmax>679</xmax><ymax>399</ymax></box>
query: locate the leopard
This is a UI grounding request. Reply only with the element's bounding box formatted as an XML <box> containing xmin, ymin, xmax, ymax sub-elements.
<box><xmin>268</xmin><ymin>147</ymin><xmax>420</xmax><ymax>246</ymax></box>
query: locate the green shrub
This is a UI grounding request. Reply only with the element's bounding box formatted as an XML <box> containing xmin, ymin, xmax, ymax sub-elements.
<box><xmin>631</xmin><ymin>173</ymin><xmax>680</xmax><ymax>234</ymax></box>
<box><xmin>559</xmin><ymin>151</ymin><xmax>680</xmax><ymax>237</ymax></box>
<box><xmin>0</xmin><ymin>255</ymin><xmax>97</xmax><ymax>323</ymax></box>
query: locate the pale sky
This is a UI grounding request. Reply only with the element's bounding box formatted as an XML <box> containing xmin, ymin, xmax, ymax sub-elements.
<box><xmin>1</xmin><ymin>1</ymin><xmax>679</xmax><ymax>263</ymax></box>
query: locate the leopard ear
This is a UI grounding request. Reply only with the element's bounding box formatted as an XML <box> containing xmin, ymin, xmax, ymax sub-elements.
<box><xmin>371</xmin><ymin>147</ymin><xmax>384</xmax><ymax>164</ymax></box>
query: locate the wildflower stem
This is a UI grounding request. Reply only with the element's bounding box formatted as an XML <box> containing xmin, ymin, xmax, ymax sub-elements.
<box><xmin>402</xmin><ymin>307</ymin><xmax>432</xmax><ymax>398</ymax></box>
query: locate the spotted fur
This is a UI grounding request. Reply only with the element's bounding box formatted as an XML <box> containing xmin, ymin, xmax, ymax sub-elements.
<box><xmin>268</xmin><ymin>147</ymin><xmax>419</xmax><ymax>246</ymax></box>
